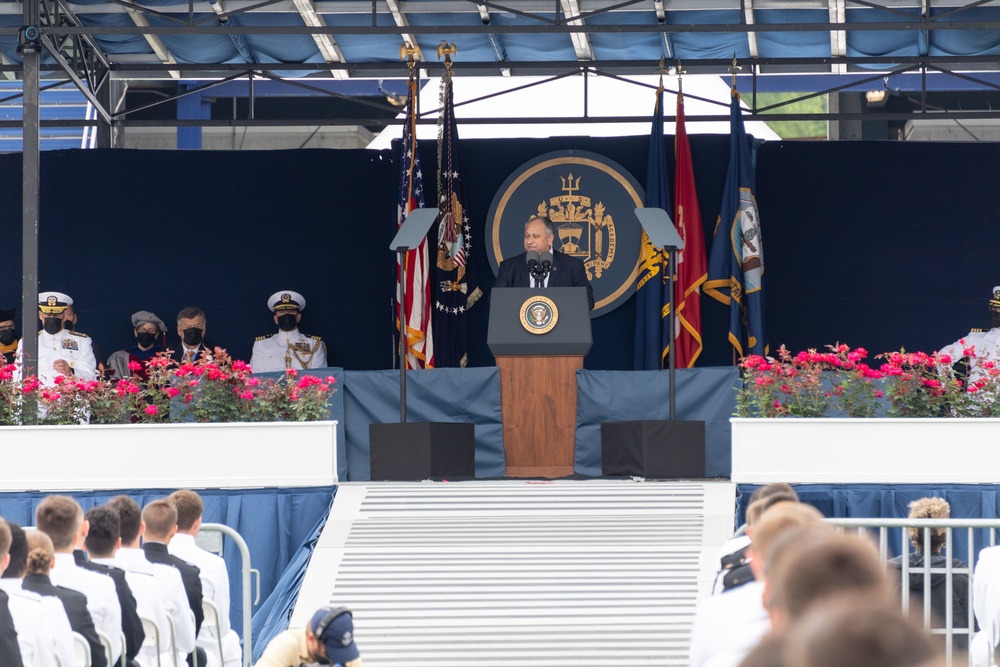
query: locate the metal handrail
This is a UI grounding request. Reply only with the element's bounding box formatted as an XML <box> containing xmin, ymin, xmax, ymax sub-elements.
<box><xmin>201</xmin><ymin>522</ymin><xmax>253</xmax><ymax>667</ymax></box>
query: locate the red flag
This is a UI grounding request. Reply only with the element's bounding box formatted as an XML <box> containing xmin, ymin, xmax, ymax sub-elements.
<box><xmin>673</xmin><ymin>91</ymin><xmax>707</xmax><ymax>368</ymax></box>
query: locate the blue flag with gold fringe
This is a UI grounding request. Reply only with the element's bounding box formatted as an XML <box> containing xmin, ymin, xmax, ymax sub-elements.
<box><xmin>704</xmin><ymin>90</ymin><xmax>767</xmax><ymax>358</ymax></box>
<box><xmin>633</xmin><ymin>87</ymin><xmax>673</xmax><ymax>370</ymax></box>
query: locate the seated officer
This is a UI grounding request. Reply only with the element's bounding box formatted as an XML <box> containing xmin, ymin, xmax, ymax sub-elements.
<box><xmin>19</xmin><ymin>292</ymin><xmax>97</xmax><ymax>387</ymax></box>
<box><xmin>939</xmin><ymin>284</ymin><xmax>1000</xmax><ymax>382</ymax></box>
<box><xmin>0</xmin><ymin>308</ymin><xmax>18</xmax><ymax>365</ymax></box>
<box><xmin>250</xmin><ymin>290</ymin><xmax>327</xmax><ymax>372</ymax></box>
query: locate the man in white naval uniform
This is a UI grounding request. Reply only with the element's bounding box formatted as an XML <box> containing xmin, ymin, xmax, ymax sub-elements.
<box><xmin>17</xmin><ymin>291</ymin><xmax>97</xmax><ymax>387</ymax></box>
<box><xmin>250</xmin><ymin>290</ymin><xmax>327</xmax><ymax>372</ymax></box>
<box><xmin>940</xmin><ymin>285</ymin><xmax>1000</xmax><ymax>383</ymax></box>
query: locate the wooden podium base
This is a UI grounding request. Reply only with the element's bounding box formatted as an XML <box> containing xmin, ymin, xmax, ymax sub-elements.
<box><xmin>497</xmin><ymin>355</ymin><xmax>582</xmax><ymax>478</ymax></box>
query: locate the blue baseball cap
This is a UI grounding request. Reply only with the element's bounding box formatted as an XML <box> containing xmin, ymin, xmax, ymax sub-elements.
<box><xmin>311</xmin><ymin>607</ymin><xmax>360</xmax><ymax>666</ymax></box>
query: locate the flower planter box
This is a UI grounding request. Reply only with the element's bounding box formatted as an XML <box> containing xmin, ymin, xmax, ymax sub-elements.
<box><xmin>731</xmin><ymin>417</ymin><xmax>1000</xmax><ymax>484</ymax></box>
<box><xmin>0</xmin><ymin>420</ymin><xmax>338</xmax><ymax>491</ymax></box>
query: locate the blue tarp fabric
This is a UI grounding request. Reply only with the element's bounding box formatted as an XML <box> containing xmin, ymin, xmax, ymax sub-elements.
<box><xmin>343</xmin><ymin>368</ymin><xmax>505</xmax><ymax>480</ymax></box>
<box><xmin>575</xmin><ymin>367</ymin><xmax>739</xmax><ymax>478</ymax></box>
<box><xmin>250</xmin><ymin>493</ymin><xmax>334</xmax><ymax>663</ymax></box>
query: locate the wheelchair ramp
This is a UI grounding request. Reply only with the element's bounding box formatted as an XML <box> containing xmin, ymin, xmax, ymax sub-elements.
<box><xmin>293</xmin><ymin>480</ymin><xmax>735</xmax><ymax>667</ymax></box>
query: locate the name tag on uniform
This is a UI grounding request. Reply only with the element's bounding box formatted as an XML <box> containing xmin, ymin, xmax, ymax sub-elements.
<box><xmin>62</xmin><ymin>339</ymin><xmax>78</xmax><ymax>351</ymax></box>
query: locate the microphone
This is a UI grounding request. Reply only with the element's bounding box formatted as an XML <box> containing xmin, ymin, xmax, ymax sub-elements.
<box><xmin>540</xmin><ymin>251</ymin><xmax>553</xmax><ymax>274</ymax></box>
<box><xmin>525</xmin><ymin>250</ymin><xmax>540</xmax><ymax>274</ymax></box>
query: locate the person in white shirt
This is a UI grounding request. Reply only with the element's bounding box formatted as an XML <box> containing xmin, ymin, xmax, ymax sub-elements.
<box><xmin>0</xmin><ymin>518</ymin><xmax>75</xmax><ymax>667</ymax></box>
<box><xmin>106</xmin><ymin>494</ymin><xmax>198</xmax><ymax>666</ymax></box>
<box><xmin>169</xmin><ymin>489</ymin><xmax>243</xmax><ymax>667</ymax></box>
<box><xmin>689</xmin><ymin>501</ymin><xmax>824</xmax><ymax>667</ymax></box>
<box><xmin>19</xmin><ymin>291</ymin><xmax>98</xmax><ymax>387</ymax></box>
<box><xmin>939</xmin><ymin>285</ymin><xmax>1000</xmax><ymax>384</ymax></box>
<box><xmin>250</xmin><ymin>290</ymin><xmax>327</xmax><ymax>372</ymax></box>
<box><xmin>36</xmin><ymin>494</ymin><xmax>124</xmax><ymax>664</ymax></box>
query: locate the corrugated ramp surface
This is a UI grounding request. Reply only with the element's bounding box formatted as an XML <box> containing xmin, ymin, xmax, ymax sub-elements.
<box><xmin>292</xmin><ymin>480</ymin><xmax>735</xmax><ymax>667</ymax></box>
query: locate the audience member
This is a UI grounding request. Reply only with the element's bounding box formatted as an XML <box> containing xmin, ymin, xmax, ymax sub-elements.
<box><xmin>689</xmin><ymin>499</ymin><xmax>824</xmax><ymax>667</ymax></box>
<box><xmin>78</xmin><ymin>506</ymin><xmax>146</xmax><ymax>666</ymax></box>
<box><xmin>106</xmin><ymin>310</ymin><xmax>169</xmax><ymax>380</ymax></box>
<box><xmin>87</xmin><ymin>504</ymin><xmax>176</xmax><ymax>667</ymax></box>
<box><xmin>784</xmin><ymin>595</ymin><xmax>937</xmax><ymax>667</ymax></box>
<box><xmin>255</xmin><ymin>606</ymin><xmax>362</xmax><ymax>667</ymax></box>
<box><xmin>169</xmin><ymin>489</ymin><xmax>242</xmax><ymax>667</ymax></box>
<box><xmin>106</xmin><ymin>495</ymin><xmax>197</xmax><ymax>665</ymax></box>
<box><xmin>172</xmin><ymin>307</ymin><xmax>220</xmax><ymax>364</ymax></box>
<box><xmin>142</xmin><ymin>498</ymin><xmax>207</xmax><ymax>666</ymax></box>
<box><xmin>0</xmin><ymin>308</ymin><xmax>18</xmax><ymax>365</ymax></box>
<box><xmin>23</xmin><ymin>529</ymin><xmax>108</xmax><ymax>667</ymax></box>
<box><xmin>765</xmin><ymin>528</ymin><xmax>891</xmax><ymax>629</ymax></box>
<box><xmin>35</xmin><ymin>494</ymin><xmax>123</xmax><ymax>664</ymax></box>
<box><xmin>0</xmin><ymin>518</ymin><xmax>75</xmax><ymax>667</ymax></box>
<box><xmin>889</xmin><ymin>497</ymin><xmax>971</xmax><ymax>653</ymax></box>
<box><xmin>250</xmin><ymin>290</ymin><xmax>327</xmax><ymax>372</ymax></box>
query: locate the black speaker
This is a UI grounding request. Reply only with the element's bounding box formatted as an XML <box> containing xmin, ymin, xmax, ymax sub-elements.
<box><xmin>369</xmin><ymin>422</ymin><xmax>476</xmax><ymax>480</ymax></box>
<box><xmin>601</xmin><ymin>420</ymin><xmax>706</xmax><ymax>478</ymax></box>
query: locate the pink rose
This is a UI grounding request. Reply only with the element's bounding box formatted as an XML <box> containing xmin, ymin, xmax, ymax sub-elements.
<box><xmin>144</xmin><ymin>405</ymin><xmax>158</xmax><ymax>416</ymax></box>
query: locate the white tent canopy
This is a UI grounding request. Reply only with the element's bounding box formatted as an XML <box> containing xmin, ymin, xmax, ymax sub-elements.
<box><xmin>367</xmin><ymin>73</ymin><xmax>780</xmax><ymax>149</ymax></box>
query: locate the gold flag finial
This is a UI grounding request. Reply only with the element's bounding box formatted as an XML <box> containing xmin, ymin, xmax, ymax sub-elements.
<box><xmin>655</xmin><ymin>57</ymin><xmax>669</xmax><ymax>94</ymax></box>
<box><xmin>437</xmin><ymin>41</ymin><xmax>457</xmax><ymax>69</ymax></box>
<box><xmin>400</xmin><ymin>41</ymin><xmax>421</xmax><ymax>70</ymax></box>
<box><xmin>728</xmin><ymin>54</ymin><xmax>741</xmax><ymax>91</ymax></box>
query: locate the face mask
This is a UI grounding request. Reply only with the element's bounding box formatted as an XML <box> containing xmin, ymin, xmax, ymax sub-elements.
<box><xmin>43</xmin><ymin>318</ymin><xmax>63</xmax><ymax>335</ymax></box>
<box><xmin>277</xmin><ymin>313</ymin><xmax>298</xmax><ymax>332</ymax></box>
<box><xmin>182</xmin><ymin>328</ymin><xmax>204</xmax><ymax>346</ymax></box>
<box><xmin>0</xmin><ymin>329</ymin><xmax>15</xmax><ymax>346</ymax></box>
<box><xmin>137</xmin><ymin>331</ymin><xmax>158</xmax><ymax>348</ymax></box>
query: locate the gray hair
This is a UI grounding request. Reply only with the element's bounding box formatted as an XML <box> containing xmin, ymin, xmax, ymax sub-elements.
<box><xmin>525</xmin><ymin>215</ymin><xmax>554</xmax><ymax>236</ymax></box>
<box><xmin>176</xmin><ymin>306</ymin><xmax>206</xmax><ymax>325</ymax></box>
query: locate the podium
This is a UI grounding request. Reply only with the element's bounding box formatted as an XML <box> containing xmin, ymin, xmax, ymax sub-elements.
<box><xmin>488</xmin><ymin>287</ymin><xmax>592</xmax><ymax>478</ymax></box>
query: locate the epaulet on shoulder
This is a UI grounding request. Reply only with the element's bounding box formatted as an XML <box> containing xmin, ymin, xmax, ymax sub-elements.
<box><xmin>971</xmin><ymin>328</ymin><xmax>987</xmax><ymax>333</ymax></box>
<box><xmin>310</xmin><ymin>334</ymin><xmax>322</xmax><ymax>341</ymax></box>
<box><xmin>69</xmin><ymin>330</ymin><xmax>89</xmax><ymax>338</ymax></box>
<box><xmin>255</xmin><ymin>333</ymin><xmax>275</xmax><ymax>342</ymax></box>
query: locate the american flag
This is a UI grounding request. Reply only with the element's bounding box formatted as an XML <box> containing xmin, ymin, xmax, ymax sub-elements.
<box><xmin>397</xmin><ymin>71</ymin><xmax>434</xmax><ymax>369</ymax></box>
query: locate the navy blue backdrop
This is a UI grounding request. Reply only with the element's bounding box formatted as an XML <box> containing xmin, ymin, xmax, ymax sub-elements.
<box><xmin>0</xmin><ymin>139</ymin><xmax>993</xmax><ymax>371</ymax></box>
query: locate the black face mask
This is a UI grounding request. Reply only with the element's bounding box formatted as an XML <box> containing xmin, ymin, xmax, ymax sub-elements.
<box><xmin>182</xmin><ymin>328</ymin><xmax>204</xmax><ymax>346</ymax></box>
<box><xmin>277</xmin><ymin>313</ymin><xmax>298</xmax><ymax>332</ymax></box>
<box><xmin>0</xmin><ymin>329</ymin><xmax>16</xmax><ymax>346</ymax></box>
<box><xmin>43</xmin><ymin>318</ymin><xmax>63</xmax><ymax>335</ymax></box>
<box><xmin>136</xmin><ymin>331</ymin><xmax>158</xmax><ymax>348</ymax></box>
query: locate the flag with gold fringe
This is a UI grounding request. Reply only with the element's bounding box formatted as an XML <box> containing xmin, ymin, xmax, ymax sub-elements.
<box><xmin>633</xmin><ymin>85</ymin><xmax>673</xmax><ymax>370</ymax></box>
<box><xmin>673</xmin><ymin>89</ymin><xmax>707</xmax><ymax>368</ymax></box>
<box><xmin>396</xmin><ymin>62</ymin><xmax>434</xmax><ymax>369</ymax></box>
<box><xmin>433</xmin><ymin>51</ymin><xmax>482</xmax><ymax>367</ymax></box>
<box><xmin>704</xmin><ymin>89</ymin><xmax>767</xmax><ymax>358</ymax></box>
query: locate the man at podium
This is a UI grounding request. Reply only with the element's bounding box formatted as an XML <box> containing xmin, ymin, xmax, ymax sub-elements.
<box><xmin>494</xmin><ymin>215</ymin><xmax>595</xmax><ymax>310</ymax></box>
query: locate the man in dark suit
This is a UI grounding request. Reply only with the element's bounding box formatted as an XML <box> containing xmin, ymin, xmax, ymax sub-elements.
<box><xmin>79</xmin><ymin>506</ymin><xmax>144</xmax><ymax>667</ymax></box>
<box><xmin>22</xmin><ymin>530</ymin><xmax>107</xmax><ymax>667</ymax></box>
<box><xmin>493</xmin><ymin>215</ymin><xmax>595</xmax><ymax>310</ymax></box>
<box><xmin>171</xmin><ymin>306</ymin><xmax>223</xmax><ymax>363</ymax></box>
<box><xmin>141</xmin><ymin>499</ymin><xmax>207</xmax><ymax>667</ymax></box>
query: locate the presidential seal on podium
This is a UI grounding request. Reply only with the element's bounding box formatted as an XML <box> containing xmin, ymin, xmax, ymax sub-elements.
<box><xmin>519</xmin><ymin>295</ymin><xmax>558</xmax><ymax>334</ymax></box>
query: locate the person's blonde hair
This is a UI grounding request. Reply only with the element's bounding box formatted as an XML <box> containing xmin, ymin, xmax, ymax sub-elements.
<box><xmin>26</xmin><ymin>530</ymin><xmax>54</xmax><ymax>575</ymax></box>
<box><xmin>906</xmin><ymin>497</ymin><xmax>951</xmax><ymax>553</ymax></box>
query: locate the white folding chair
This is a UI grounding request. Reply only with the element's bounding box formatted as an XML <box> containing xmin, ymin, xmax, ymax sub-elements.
<box><xmin>164</xmin><ymin>614</ymin><xmax>180</xmax><ymax>667</ymax></box>
<box><xmin>200</xmin><ymin>599</ymin><xmax>226</xmax><ymax>667</ymax></box>
<box><xmin>71</xmin><ymin>631</ymin><xmax>92</xmax><ymax>667</ymax></box>
<box><xmin>139</xmin><ymin>615</ymin><xmax>162</xmax><ymax>667</ymax></box>
<box><xmin>96</xmin><ymin>631</ymin><xmax>116</xmax><ymax>667</ymax></box>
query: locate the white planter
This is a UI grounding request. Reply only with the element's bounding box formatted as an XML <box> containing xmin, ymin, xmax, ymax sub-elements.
<box><xmin>731</xmin><ymin>417</ymin><xmax>1000</xmax><ymax>484</ymax></box>
<box><xmin>0</xmin><ymin>420</ymin><xmax>338</xmax><ymax>491</ymax></box>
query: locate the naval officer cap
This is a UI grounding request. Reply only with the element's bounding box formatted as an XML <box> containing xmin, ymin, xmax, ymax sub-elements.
<box><xmin>38</xmin><ymin>291</ymin><xmax>73</xmax><ymax>314</ymax></box>
<box><xmin>268</xmin><ymin>290</ymin><xmax>306</xmax><ymax>313</ymax></box>
<box><xmin>131</xmin><ymin>310</ymin><xmax>167</xmax><ymax>333</ymax></box>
